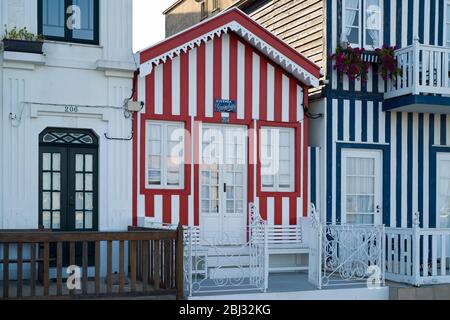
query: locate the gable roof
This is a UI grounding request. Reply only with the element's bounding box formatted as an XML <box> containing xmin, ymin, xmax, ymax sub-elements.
<box><xmin>138</xmin><ymin>8</ymin><xmax>322</xmax><ymax>88</ymax></box>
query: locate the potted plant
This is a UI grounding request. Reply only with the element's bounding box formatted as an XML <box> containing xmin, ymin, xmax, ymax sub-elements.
<box><xmin>331</xmin><ymin>45</ymin><xmax>370</xmax><ymax>82</ymax></box>
<box><xmin>2</xmin><ymin>27</ymin><xmax>45</xmax><ymax>54</ymax></box>
<box><xmin>375</xmin><ymin>45</ymin><xmax>402</xmax><ymax>81</ymax></box>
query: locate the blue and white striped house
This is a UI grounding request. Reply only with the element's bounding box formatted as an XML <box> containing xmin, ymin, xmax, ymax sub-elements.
<box><xmin>308</xmin><ymin>0</ymin><xmax>450</xmax><ymax>233</ymax></box>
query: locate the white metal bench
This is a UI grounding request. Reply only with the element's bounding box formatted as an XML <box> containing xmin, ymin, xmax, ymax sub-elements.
<box><xmin>266</xmin><ymin>225</ymin><xmax>309</xmax><ymax>273</ymax></box>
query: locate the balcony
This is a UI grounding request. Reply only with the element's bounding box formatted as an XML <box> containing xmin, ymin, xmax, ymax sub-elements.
<box><xmin>385</xmin><ymin>40</ymin><xmax>450</xmax><ymax>113</ymax></box>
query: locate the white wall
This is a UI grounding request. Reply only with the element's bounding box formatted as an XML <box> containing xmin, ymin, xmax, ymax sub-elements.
<box><xmin>0</xmin><ymin>0</ymin><xmax>136</xmax><ymax>231</ymax></box>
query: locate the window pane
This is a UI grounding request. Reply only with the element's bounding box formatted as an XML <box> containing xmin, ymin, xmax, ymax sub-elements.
<box><xmin>53</xmin><ymin>173</ymin><xmax>61</xmax><ymax>191</ymax></box>
<box><xmin>43</xmin><ymin>173</ymin><xmax>51</xmax><ymax>190</ymax></box>
<box><xmin>76</xmin><ymin>154</ymin><xmax>84</xmax><ymax>171</ymax></box>
<box><xmin>85</xmin><ymin>174</ymin><xmax>93</xmax><ymax>191</ymax></box>
<box><xmin>76</xmin><ymin>212</ymin><xmax>84</xmax><ymax>229</ymax></box>
<box><xmin>85</xmin><ymin>192</ymin><xmax>93</xmax><ymax>210</ymax></box>
<box><xmin>52</xmin><ymin>211</ymin><xmax>61</xmax><ymax>229</ymax></box>
<box><xmin>72</xmin><ymin>0</ymin><xmax>95</xmax><ymax>41</ymax></box>
<box><xmin>43</xmin><ymin>211</ymin><xmax>51</xmax><ymax>229</ymax></box>
<box><xmin>76</xmin><ymin>173</ymin><xmax>84</xmax><ymax>190</ymax></box>
<box><xmin>52</xmin><ymin>192</ymin><xmax>61</xmax><ymax>210</ymax></box>
<box><xmin>42</xmin><ymin>0</ymin><xmax>65</xmax><ymax>38</ymax></box>
<box><xmin>85</xmin><ymin>211</ymin><xmax>93</xmax><ymax>229</ymax></box>
<box><xmin>76</xmin><ymin>192</ymin><xmax>84</xmax><ymax>210</ymax></box>
<box><xmin>43</xmin><ymin>153</ymin><xmax>51</xmax><ymax>171</ymax></box>
<box><xmin>43</xmin><ymin>192</ymin><xmax>51</xmax><ymax>210</ymax></box>
<box><xmin>85</xmin><ymin>154</ymin><xmax>93</xmax><ymax>172</ymax></box>
<box><xmin>53</xmin><ymin>153</ymin><xmax>61</xmax><ymax>171</ymax></box>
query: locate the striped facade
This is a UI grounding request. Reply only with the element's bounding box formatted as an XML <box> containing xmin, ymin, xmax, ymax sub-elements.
<box><xmin>307</xmin><ymin>0</ymin><xmax>450</xmax><ymax>227</ymax></box>
<box><xmin>133</xmin><ymin>10</ymin><xmax>321</xmax><ymax>229</ymax></box>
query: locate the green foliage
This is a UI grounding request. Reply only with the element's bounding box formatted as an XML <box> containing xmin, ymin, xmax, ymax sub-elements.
<box><xmin>3</xmin><ymin>26</ymin><xmax>45</xmax><ymax>42</ymax></box>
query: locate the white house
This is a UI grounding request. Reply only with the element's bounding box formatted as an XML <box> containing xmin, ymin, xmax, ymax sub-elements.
<box><xmin>0</xmin><ymin>0</ymin><xmax>135</xmax><ymax>232</ymax></box>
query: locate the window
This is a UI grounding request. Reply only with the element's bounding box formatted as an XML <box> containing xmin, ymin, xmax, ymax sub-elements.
<box><xmin>146</xmin><ymin>121</ymin><xmax>185</xmax><ymax>189</ymax></box>
<box><xmin>38</xmin><ymin>0</ymin><xmax>99</xmax><ymax>45</ymax></box>
<box><xmin>342</xmin><ymin>0</ymin><xmax>382</xmax><ymax>49</ymax></box>
<box><xmin>212</xmin><ymin>0</ymin><xmax>220</xmax><ymax>12</ymax></box>
<box><xmin>200</xmin><ymin>1</ymin><xmax>208</xmax><ymax>20</ymax></box>
<box><xmin>446</xmin><ymin>2</ymin><xmax>450</xmax><ymax>47</ymax></box>
<box><xmin>260</xmin><ymin>127</ymin><xmax>295</xmax><ymax>192</ymax></box>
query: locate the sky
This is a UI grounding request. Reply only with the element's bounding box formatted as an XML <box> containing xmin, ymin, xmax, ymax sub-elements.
<box><xmin>133</xmin><ymin>0</ymin><xmax>175</xmax><ymax>52</ymax></box>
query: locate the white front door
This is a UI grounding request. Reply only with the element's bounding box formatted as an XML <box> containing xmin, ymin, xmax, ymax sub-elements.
<box><xmin>437</xmin><ymin>153</ymin><xmax>450</xmax><ymax>228</ymax></box>
<box><xmin>200</xmin><ymin>124</ymin><xmax>247</xmax><ymax>245</ymax></box>
<box><xmin>341</xmin><ymin>149</ymin><xmax>383</xmax><ymax>225</ymax></box>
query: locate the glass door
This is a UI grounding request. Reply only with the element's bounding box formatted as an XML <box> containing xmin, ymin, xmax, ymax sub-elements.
<box><xmin>438</xmin><ymin>153</ymin><xmax>450</xmax><ymax>228</ymax></box>
<box><xmin>200</xmin><ymin>125</ymin><xmax>247</xmax><ymax>245</ymax></box>
<box><xmin>341</xmin><ymin>149</ymin><xmax>383</xmax><ymax>225</ymax></box>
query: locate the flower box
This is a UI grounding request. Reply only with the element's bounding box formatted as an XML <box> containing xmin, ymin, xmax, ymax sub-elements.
<box><xmin>3</xmin><ymin>39</ymin><xmax>44</xmax><ymax>54</ymax></box>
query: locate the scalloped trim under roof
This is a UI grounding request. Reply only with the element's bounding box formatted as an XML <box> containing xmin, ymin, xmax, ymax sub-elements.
<box><xmin>138</xmin><ymin>9</ymin><xmax>321</xmax><ymax>88</ymax></box>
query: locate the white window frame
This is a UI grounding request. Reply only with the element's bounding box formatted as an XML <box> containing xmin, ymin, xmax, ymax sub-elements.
<box><xmin>445</xmin><ymin>0</ymin><xmax>450</xmax><ymax>47</ymax></box>
<box><xmin>437</xmin><ymin>153</ymin><xmax>450</xmax><ymax>228</ymax></box>
<box><xmin>341</xmin><ymin>0</ymin><xmax>383</xmax><ymax>49</ymax></box>
<box><xmin>145</xmin><ymin>120</ymin><xmax>185</xmax><ymax>190</ymax></box>
<box><xmin>260</xmin><ymin>127</ymin><xmax>295</xmax><ymax>193</ymax></box>
<box><xmin>342</xmin><ymin>0</ymin><xmax>362</xmax><ymax>47</ymax></box>
<box><xmin>341</xmin><ymin>149</ymin><xmax>383</xmax><ymax>226</ymax></box>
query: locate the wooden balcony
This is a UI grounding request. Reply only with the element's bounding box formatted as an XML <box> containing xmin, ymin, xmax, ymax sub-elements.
<box><xmin>385</xmin><ymin>40</ymin><xmax>450</xmax><ymax>112</ymax></box>
<box><xmin>0</xmin><ymin>226</ymin><xmax>184</xmax><ymax>300</ymax></box>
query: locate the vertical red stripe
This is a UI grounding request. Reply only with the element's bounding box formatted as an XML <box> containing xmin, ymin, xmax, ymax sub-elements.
<box><xmin>274</xmin><ymin>68</ymin><xmax>283</xmax><ymax>122</ymax></box>
<box><xmin>290</xmin><ymin>197</ymin><xmax>297</xmax><ymax>226</ymax></box>
<box><xmin>163</xmin><ymin>195</ymin><xmax>172</xmax><ymax>224</ymax></box>
<box><xmin>274</xmin><ymin>197</ymin><xmax>282</xmax><ymax>226</ymax></box>
<box><xmin>146</xmin><ymin>72</ymin><xmax>155</xmax><ymax>116</ymax></box>
<box><xmin>180</xmin><ymin>195</ymin><xmax>189</xmax><ymax>226</ymax></box>
<box><xmin>289</xmin><ymin>80</ymin><xmax>298</xmax><ymax>123</ymax></box>
<box><xmin>213</xmin><ymin>36</ymin><xmax>222</xmax><ymax>122</ymax></box>
<box><xmin>180</xmin><ymin>51</ymin><xmax>189</xmax><ymax>117</ymax></box>
<box><xmin>245</xmin><ymin>44</ymin><xmax>253</xmax><ymax>122</ymax></box>
<box><xmin>229</xmin><ymin>35</ymin><xmax>238</xmax><ymax>123</ymax></box>
<box><xmin>163</xmin><ymin>60</ymin><xmax>172</xmax><ymax>116</ymax></box>
<box><xmin>145</xmin><ymin>194</ymin><xmax>154</xmax><ymax>218</ymax></box>
<box><xmin>259</xmin><ymin>197</ymin><xmax>267</xmax><ymax>220</ymax></box>
<box><xmin>259</xmin><ymin>58</ymin><xmax>267</xmax><ymax>121</ymax></box>
<box><xmin>197</xmin><ymin>43</ymin><xmax>206</xmax><ymax>119</ymax></box>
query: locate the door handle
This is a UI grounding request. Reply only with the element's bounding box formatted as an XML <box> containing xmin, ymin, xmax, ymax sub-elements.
<box><xmin>376</xmin><ymin>205</ymin><xmax>382</xmax><ymax>213</ymax></box>
<box><xmin>224</xmin><ymin>183</ymin><xmax>227</xmax><ymax>193</ymax></box>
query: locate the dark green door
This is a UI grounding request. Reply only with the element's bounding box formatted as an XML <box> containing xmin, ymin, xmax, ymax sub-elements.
<box><xmin>39</xmin><ymin>128</ymin><xmax>99</xmax><ymax>267</ymax></box>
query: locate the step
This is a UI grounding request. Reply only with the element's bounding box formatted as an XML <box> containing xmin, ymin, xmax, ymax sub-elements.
<box><xmin>208</xmin><ymin>267</ymin><xmax>252</xmax><ymax>280</ymax></box>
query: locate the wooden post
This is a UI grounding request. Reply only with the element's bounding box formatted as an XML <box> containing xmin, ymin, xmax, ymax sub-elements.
<box><xmin>3</xmin><ymin>243</ymin><xmax>9</xmax><ymax>298</ymax></box>
<box><xmin>176</xmin><ymin>224</ymin><xmax>184</xmax><ymax>300</ymax></box>
<box><xmin>412</xmin><ymin>212</ymin><xmax>421</xmax><ymax>286</ymax></box>
<box><xmin>17</xmin><ymin>243</ymin><xmax>23</xmax><ymax>298</ymax></box>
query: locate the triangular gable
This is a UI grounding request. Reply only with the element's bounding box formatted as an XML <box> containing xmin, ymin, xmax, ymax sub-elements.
<box><xmin>138</xmin><ymin>8</ymin><xmax>322</xmax><ymax>88</ymax></box>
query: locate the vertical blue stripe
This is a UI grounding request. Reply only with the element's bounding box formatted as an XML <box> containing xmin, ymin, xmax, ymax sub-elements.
<box><xmin>349</xmin><ymin>100</ymin><xmax>356</xmax><ymax>141</ymax></box>
<box><xmin>419</xmin><ymin>0</ymin><xmax>425</xmax><ymax>43</ymax></box>
<box><xmin>429</xmin><ymin>114</ymin><xmax>436</xmax><ymax>228</ymax></box>
<box><xmin>396</xmin><ymin>112</ymin><xmax>402</xmax><ymax>228</ymax></box>
<box><xmin>397</xmin><ymin>0</ymin><xmax>403</xmax><ymax>48</ymax></box>
<box><xmin>373</xmin><ymin>101</ymin><xmax>379</xmax><ymax>143</ymax></box>
<box><xmin>361</xmin><ymin>100</ymin><xmax>368</xmax><ymax>142</ymax></box>
<box><xmin>408</xmin><ymin>0</ymin><xmax>414</xmax><ymax>45</ymax></box>
<box><xmin>438</xmin><ymin>0</ymin><xmax>444</xmax><ymax>46</ymax></box>
<box><xmin>384</xmin><ymin>0</ymin><xmax>391</xmax><ymax>45</ymax></box>
<box><xmin>372</xmin><ymin>66</ymin><xmax>379</xmax><ymax>93</ymax></box>
<box><xmin>407</xmin><ymin>113</ymin><xmax>413</xmax><ymax>228</ymax></box>
<box><xmin>430</xmin><ymin>0</ymin><xmax>436</xmax><ymax>45</ymax></box>
<box><xmin>418</xmin><ymin>114</ymin><xmax>424</xmax><ymax>228</ymax></box>
<box><xmin>326</xmin><ymin>98</ymin><xmax>333</xmax><ymax>224</ymax></box>
<box><xmin>441</xmin><ymin>114</ymin><xmax>447</xmax><ymax>145</ymax></box>
<box><xmin>338</xmin><ymin>99</ymin><xmax>344</xmax><ymax>141</ymax></box>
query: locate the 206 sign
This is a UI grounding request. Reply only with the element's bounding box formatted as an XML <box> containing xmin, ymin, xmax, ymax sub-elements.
<box><xmin>65</xmin><ymin>106</ymin><xmax>79</xmax><ymax>113</ymax></box>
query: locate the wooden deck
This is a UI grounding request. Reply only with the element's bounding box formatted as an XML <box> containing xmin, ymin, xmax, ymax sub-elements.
<box><xmin>0</xmin><ymin>226</ymin><xmax>184</xmax><ymax>300</ymax></box>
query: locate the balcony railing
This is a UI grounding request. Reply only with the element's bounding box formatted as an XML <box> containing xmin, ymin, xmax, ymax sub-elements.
<box><xmin>386</xmin><ymin>39</ymin><xmax>450</xmax><ymax>99</ymax></box>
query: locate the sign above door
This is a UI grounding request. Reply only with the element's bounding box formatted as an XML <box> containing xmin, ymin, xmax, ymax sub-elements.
<box><xmin>215</xmin><ymin>99</ymin><xmax>236</xmax><ymax>113</ymax></box>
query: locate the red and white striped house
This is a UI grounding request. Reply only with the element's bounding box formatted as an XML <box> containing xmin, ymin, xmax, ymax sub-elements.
<box><xmin>132</xmin><ymin>9</ymin><xmax>321</xmax><ymax>243</ymax></box>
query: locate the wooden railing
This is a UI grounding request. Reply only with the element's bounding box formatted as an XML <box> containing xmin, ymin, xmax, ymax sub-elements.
<box><xmin>386</xmin><ymin>39</ymin><xmax>450</xmax><ymax>99</ymax></box>
<box><xmin>0</xmin><ymin>226</ymin><xmax>184</xmax><ymax>300</ymax></box>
